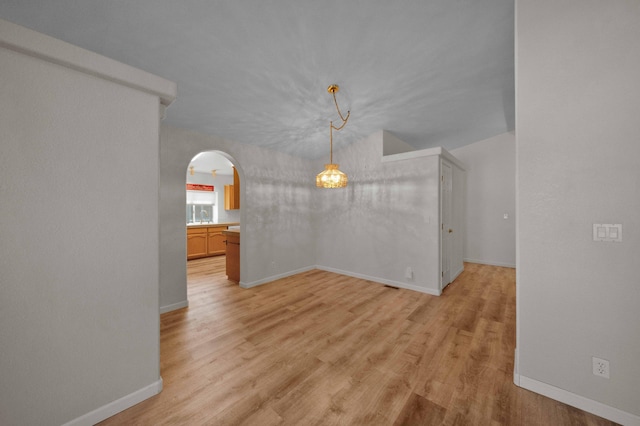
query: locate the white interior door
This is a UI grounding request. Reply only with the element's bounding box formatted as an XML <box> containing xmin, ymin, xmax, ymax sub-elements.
<box><xmin>441</xmin><ymin>161</ymin><xmax>453</xmax><ymax>290</ymax></box>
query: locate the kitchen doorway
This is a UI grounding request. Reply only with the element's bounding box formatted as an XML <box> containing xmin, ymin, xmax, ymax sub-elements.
<box><xmin>185</xmin><ymin>150</ymin><xmax>242</xmax><ymax>284</ymax></box>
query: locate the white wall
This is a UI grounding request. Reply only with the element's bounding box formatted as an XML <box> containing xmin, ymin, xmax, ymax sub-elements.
<box><xmin>159</xmin><ymin>125</ymin><xmax>318</xmax><ymax>310</ymax></box>
<box><xmin>516</xmin><ymin>1</ymin><xmax>640</xmax><ymax>423</ymax></box>
<box><xmin>0</xmin><ymin>20</ymin><xmax>175</xmax><ymax>425</ymax></box>
<box><xmin>314</xmin><ymin>131</ymin><xmax>442</xmax><ymax>294</ymax></box>
<box><xmin>452</xmin><ymin>132</ymin><xmax>516</xmax><ymax>267</ymax></box>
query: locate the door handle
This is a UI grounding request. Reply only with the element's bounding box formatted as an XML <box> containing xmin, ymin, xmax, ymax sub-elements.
<box><xmin>448</xmin><ymin>229</ymin><xmax>453</xmax><ymax>233</ymax></box>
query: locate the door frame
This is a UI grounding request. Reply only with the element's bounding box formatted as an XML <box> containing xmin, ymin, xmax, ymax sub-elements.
<box><xmin>440</xmin><ymin>159</ymin><xmax>453</xmax><ymax>292</ymax></box>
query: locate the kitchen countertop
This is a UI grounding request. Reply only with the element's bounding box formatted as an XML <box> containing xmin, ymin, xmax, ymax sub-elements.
<box><xmin>186</xmin><ymin>222</ymin><xmax>239</xmax><ymax>229</ymax></box>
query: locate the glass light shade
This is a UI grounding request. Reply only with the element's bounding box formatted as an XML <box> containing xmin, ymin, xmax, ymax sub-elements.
<box><xmin>316</xmin><ymin>164</ymin><xmax>348</xmax><ymax>188</ymax></box>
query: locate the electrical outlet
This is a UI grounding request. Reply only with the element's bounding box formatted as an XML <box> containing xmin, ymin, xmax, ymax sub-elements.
<box><xmin>592</xmin><ymin>357</ymin><xmax>610</xmax><ymax>379</ymax></box>
<box><xmin>405</xmin><ymin>267</ymin><xmax>413</xmax><ymax>279</ymax></box>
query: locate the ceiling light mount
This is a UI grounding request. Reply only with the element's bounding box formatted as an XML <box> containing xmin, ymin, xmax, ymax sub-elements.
<box><xmin>316</xmin><ymin>84</ymin><xmax>350</xmax><ymax>188</ymax></box>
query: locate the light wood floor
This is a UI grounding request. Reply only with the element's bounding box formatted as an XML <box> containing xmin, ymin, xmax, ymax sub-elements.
<box><xmin>99</xmin><ymin>258</ymin><xmax>617</xmax><ymax>425</ymax></box>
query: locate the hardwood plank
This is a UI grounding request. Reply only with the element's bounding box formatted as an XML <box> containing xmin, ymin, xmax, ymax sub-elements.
<box><xmin>393</xmin><ymin>392</ymin><xmax>447</xmax><ymax>426</ymax></box>
<box><xmin>97</xmin><ymin>260</ymin><xmax>619</xmax><ymax>426</ymax></box>
<box><xmin>270</xmin><ymin>362</ymin><xmax>352</xmax><ymax>424</ymax></box>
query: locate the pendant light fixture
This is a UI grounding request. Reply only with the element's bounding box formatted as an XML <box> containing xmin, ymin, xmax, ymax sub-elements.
<box><xmin>316</xmin><ymin>84</ymin><xmax>350</xmax><ymax>188</ymax></box>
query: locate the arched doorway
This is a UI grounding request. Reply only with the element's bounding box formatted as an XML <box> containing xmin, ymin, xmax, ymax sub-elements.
<box><xmin>185</xmin><ymin>150</ymin><xmax>242</xmax><ymax>286</ymax></box>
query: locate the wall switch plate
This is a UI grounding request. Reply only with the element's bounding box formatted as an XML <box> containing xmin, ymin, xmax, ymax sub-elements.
<box><xmin>592</xmin><ymin>357</ymin><xmax>610</xmax><ymax>379</ymax></box>
<box><xmin>593</xmin><ymin>224</ymin><xmax>622</xmax><ymax>242</ymax></box>
<box><xmin>503</xmin><ymin>213</ymin><xmax>509</xmax><ymax>219</ymax></box>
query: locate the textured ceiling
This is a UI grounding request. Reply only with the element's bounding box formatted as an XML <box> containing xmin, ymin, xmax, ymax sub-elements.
<box><xmin>0</xmin><ymin>0</ymin><xmax>514</xmax><ymax>159</ymax></box>
<box><xmin>190</xmin><ymin>151</ymin><xmax>234</xmax><ymax>175</ymax></box>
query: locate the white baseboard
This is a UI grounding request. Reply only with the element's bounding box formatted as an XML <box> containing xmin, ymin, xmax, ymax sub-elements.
<box><xmin>464</xmin><ymin>258</ymin><xmax>516</xmax><ymax>268</ymax></box>
<box><xmin>515</xmin><ymin>374</ymin><xmax>639</xmax><ymax>426</ymax></box>
<box><xmin>240</xmin><ymin>265</ymin><xmax>441</xmax><ymax>296</ymax></box>
<box><xmin>315</xmin><ymin>265</ymin><xmax>441</xmax><ymax>296</ymax></box>
<box><xmin>240</xmin><ymin>265</ymin><xmax>316</xmax><ymax>289</ymax></box>
<box><xmin>160</xmin><ymin>300</ymin><xmax>188</xmax><ymax>314</ymax></box>
<box><xmin>62</xmin><ymin>378</ymin><xmax>163</xmax><ymax>426</ymax></box>
<box><xmin>513</xmin><ymin>348</ymin><xmax>520</xmax><ymax>386</ymax></box>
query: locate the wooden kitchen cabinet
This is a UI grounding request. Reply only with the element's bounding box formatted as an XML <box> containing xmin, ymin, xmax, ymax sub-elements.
<box><xmin>187</xmin><ymin>225</ymin><xmax>230</xmax><ymax>259</ymax></box>
<box><xmin>233</xmin><ymin>167</ymin><xmax>240</xmax><ymax>209</ymax></box>
<box><xmin>223</xmin><ymin>230</ymin><xmax>240</xmax><ymax>282</ymax></box>
<box><xmin>224</xmin><ymin>184</ymin><xmax>235</xmax><ymax>210</ymax></box>
<box><xmin>186</xmin><ymin>227</ymin><xmax>208</xmax><ymax>259</ymax></box>
<box><xmin>207</xmin><ymin>226</ymin><xmax>227</xmax><ymax>256</ymax></box>
<box><xmin>224</xmin><ymin>167</ymin><xmax>240</xmax><ymax>210</ymax></box>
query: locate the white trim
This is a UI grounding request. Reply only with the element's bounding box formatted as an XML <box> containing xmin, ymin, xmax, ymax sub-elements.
<box><xmin>62</xmin><ymin>379</ymin><xmax>163</xmax><ymax>426</ymax></box>
<box><xmin>239</xmin><ymin>266</ymin><xmax>316</xmax><ymax>289</ymax></box>
<box><xmin>439</xmin><ymin>159</ymin><xmax>444</xmax><ymax>292</ymax></box>
<box><xmin>315</xmin><ymin>265</ymin><xmax>441</xmax><ymax>296</ymax></box>
<box><xmin>464</xmin><ymin>258</ymin><xmax>516</xmax><ymax>268</ymax></box>
<box><xmin>441</xmin><ymin>149</ymin><xmax>466</xmax><ymax>171</ymax></box>
<box><xmin>516</xmin><ymin>375</ymin><xmax>640</xmax><ymax>426</ymax></box>
<box><xmin>382</xmin><ymin>146</ymin><xmax>466</xmax><ymax>171</ymax></box>
<box><xmin>513</xmin><ymin>348</ymin><xmax>520</xmax><ymax>386</ymax></box>
<box><xmin>0</xmin><ymin>18</ymin><xmax>176</xmax><ymax>106</ymax></box>
<box><xmin>514</xmin><ymin>0</ymin><xmax>522</xmax><ymax>396</ymax></box>
<box><xmin>160</xmin><ymin>300</ymin><xmax>188</xmax><ymax>314</ymax></box>
<box><xmin>382</xmin><ymin>146</ymin><xmax>442</xmax><ymax>163</ymax></box>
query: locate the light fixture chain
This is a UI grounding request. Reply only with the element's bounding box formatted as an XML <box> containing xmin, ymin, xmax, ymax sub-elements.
<box><xmin>329</xmin><ymin>88</ymin><xmax>349</xmax><ymax>163</ymax></box>
<box><xmin>330</xmin><ymin>121</ymin><xmax>333</xmax><ymax>164</ymax></box>
<box><xmin>331</xmin><ymin>91</ymin><xmax>351</xmax><ymax>126</ymax></box>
